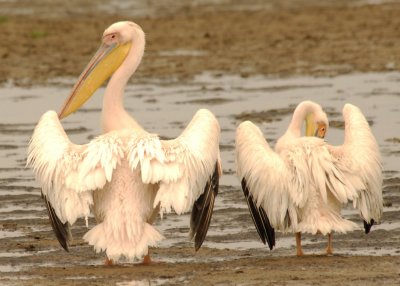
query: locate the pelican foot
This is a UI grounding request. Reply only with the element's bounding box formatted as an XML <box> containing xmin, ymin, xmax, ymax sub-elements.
<box><xmin>326</xmin><ymin>233</ymin><xmax>333</xmax><ymax>256</ymax></box>
<box><xmin>104</xmin><ymin>258</ymin><xmax>114</xmax><ymax>266</ymax></box>
<box><xmin>325</xmin><ymin>246</ymin><xmax>333</xmax><ymax>256</ymax></box>
<box><xmin>142</xmin><ymin>254</ymin><xmax>151</xmax><ymax>265</ymax></box>
<box><xmin>296</xmin><ymin>249</ymin><xmax>304</xmax><ymax>257</ymax></box>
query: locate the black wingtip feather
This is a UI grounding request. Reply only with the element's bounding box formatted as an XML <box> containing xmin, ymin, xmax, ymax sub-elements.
<box><xmin>190</xmin><ymin>162</ymin><xmax>219</xmax><ymax>251</ymax></box>
<box><xmin>258</xmin><ymin>206</ymin><xmax>275</xmax><ymax>250</ymax></box>
<box><xmin>241</xmin><ymin>178</ymin><xmax>275</xmax><ymax>250</ymax></box>
<box><xmin>364</xmin><ymin>219</ymin><xmax>375</xmax><ymax>234</ymax></box>
<box><xmin>42</xmin><ymin>192</ymin><xmax>70</xmax><ymax>252</ymax></box>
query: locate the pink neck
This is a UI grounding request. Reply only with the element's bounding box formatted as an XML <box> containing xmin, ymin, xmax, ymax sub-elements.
<box><xmin>101</xmin><ymin>36</ymin><xmax>144</xmax><ymax>133</ymax></box>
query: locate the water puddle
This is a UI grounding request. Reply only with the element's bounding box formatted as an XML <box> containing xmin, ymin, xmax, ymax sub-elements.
<box><xmin>116</xmin><ymin>277</ymin><xmax>186</xmax><ymax>286</ymax></box>
<box><xmin>0</xmin><ymin>229</ymin><xmax>24</xmax><ymax>239</ymax></box>
<box><xmin>0</xmin><ymin>264</ymin><xmax>24</xmax><ymax>273</ymax></box>
<box><xmin>3</xmin><ymin>0</ymin><xmax>399</xmax><ymax>18</ymax></box>
<box><xmin>0</xmin><ymin>252</ymin><xmax>31</xmax><ymax>258</ymax></box>
<box><xmin>158</xmin><ymin>49</ymin><xmax>208</xmax><ymax>57</ymax></box>
<box><xmin>0</xmin><ymin>204</ymin><xmax>43</xmax><ymax>213</ymax></box>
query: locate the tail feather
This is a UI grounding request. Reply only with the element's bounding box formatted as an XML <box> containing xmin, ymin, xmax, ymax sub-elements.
<box><xmin>83</xmin><ymin>221</ymin><xmax>164</xmax><ymax>261</ymax></box>
<box><xmin>297</xmin><ymin>211</ymin><xmax>359</xmax><ymax>235</ymax></box>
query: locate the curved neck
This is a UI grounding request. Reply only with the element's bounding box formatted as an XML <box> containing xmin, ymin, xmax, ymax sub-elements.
<box><xmin>286</xmin><ymin>101</ymin><xmax>317</xmax><ymax>137</ymax></box>
<box><xmin>102</xmin><ymin>34</ymin><xmax>145</xmax><ymax>132</ymax></box>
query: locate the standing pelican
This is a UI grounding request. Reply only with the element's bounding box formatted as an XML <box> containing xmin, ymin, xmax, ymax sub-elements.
<box><xmin>236</xmin><ymin>101</ymin><xmax>382</xmax><ymax>256</ymax></box>
<box><xmin>27</xmin><ymin>21</ymin><xmax>221</xmax><ymax>264</ymax></box>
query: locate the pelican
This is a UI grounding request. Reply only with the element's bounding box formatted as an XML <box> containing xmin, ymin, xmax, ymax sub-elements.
<box><xmin>27</xmin><ymin>21</ymin><xmax>221</xmax><ymax>264</ymax></box>
<box><xmin>236</xmin><ymin>101</ymin><xmax>382</xmax><ymax>256</ymax></box>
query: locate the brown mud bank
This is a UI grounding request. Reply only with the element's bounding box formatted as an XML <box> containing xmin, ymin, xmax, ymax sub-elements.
<box><xmin>1</xmin><ymin>1</ymin><xmax>400</xmax><ymax>85</ymax></box>
<box><xmin>1</xmin><ymin>1</ymin><xmax>400</xmax><ymax>286</ymax></box>
<box><xmin>3</xmin><ymin>250</ymin><xmax>400</xmax><ymax>285</ymax></box>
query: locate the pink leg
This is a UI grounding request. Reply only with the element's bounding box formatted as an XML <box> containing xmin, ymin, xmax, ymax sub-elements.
<box><xmin>104</xmin><ymin>258</ymin><xmax>113</xmax><ymax>266</ymax></box>
<box><xmin>296</xmin><ymin>232</ymin><xmax>304</xmax><ymax>256</ymax></box>
<box><xmin>142</xmin><ymin>250</ymin><xmax>151</xmax><ymax>265</ymax></box>
<box><xmin>326</xmin><ymin>233</ymin><xmax>333</xmax><ymax>255</ymax></box>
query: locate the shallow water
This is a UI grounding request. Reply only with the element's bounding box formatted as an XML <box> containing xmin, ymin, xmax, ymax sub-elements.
<box><xmin>2</xmin><ymin>0</ymin><xmax>397</xmax><ymax>18</ymax></box>
<box><xmin>0</xmin><ymin>72</ymin><xmax>399</xmax><ymax>276</ymax></box>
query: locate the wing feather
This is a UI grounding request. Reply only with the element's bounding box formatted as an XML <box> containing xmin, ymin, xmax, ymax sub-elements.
<box><xmin>27</xmin><ymin>111</ymin><xmax>124</xmax><ymax>226</ymax></box>
<box><xmin>241</xmin><ymin>178</ymin><xmax>275</xmax><ymax>250</ymax></box>
<box><xmin>42</xmin><ymin>192</ymin><xmax>70</xmax><ymax>251</ymax></box>
<box><xmin>236</xmin><ymin>121</ymin><xmax>297</xmax><ymax>231</ymax></box>
<box><xmin>190</xmin><ymin>162</ymin><xmax>219</xmax><ymax>251</ymax></box>
<box><xmin>128</xmin><ymin>109</ymin><xmax>221</xmax><ymax>216</ymax></box>
<box><xmin>328</xmin><ymin>104</ymin><xmax>383</xmax><ymax>229</ymax></box>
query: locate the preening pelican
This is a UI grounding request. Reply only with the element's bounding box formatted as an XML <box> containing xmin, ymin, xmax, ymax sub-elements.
<box><xmin>236</xmin><ymin>101</ymin><xmax>382</xmax><ymax>255</ymax></box>
<box><xmin>27</xmin><ymin>21</ymin><xmax>221</xmax><ymax>264</ymax></box>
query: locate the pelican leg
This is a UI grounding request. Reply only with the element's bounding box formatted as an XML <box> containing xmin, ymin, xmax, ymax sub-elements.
<box><xmin>326</xmin><ymin>233</ymin><xmax>333</xmax><ymax>255</ymax></box>
<box><xmin>104</xmin><ymin>258</ymin><xmax>113</xmax><ymax>266</ymax></box>
<box><xmin>296</xmin><ymin>232</ymin><xmax>304</xmax><ymax>256</ymax></box>
<box><xmin>142</xmin><ymin>250</ymin><xmax>151</xmax><ymax>265</ymax></box>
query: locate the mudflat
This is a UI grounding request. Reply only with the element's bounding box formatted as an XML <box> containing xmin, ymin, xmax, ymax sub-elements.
<box><xmin>1</xmin><ymin>0</ymin><xmax>400</xmax><ymax>85</ymax></box>
<box><xmin>0</xmin><ymin>1</ymin><xmax>399</xmax><ymax>285</ymax></box>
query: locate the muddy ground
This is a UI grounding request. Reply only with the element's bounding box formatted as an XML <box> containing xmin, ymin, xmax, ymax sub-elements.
<box><xmin>0</xmin><ymin>0</ymin><xmax>400</xmax><ymax>285</ymax></box>
<box><xmin>1</xmin><ymin>0</ymin><xmax>400</xmax><ymax>85</ymax></box>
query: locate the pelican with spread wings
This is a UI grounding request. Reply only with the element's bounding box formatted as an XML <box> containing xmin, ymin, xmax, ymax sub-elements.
<box><xmin>27</xmin><ymin>21</ymin><xmax>221</xmax><ymax>264</ymax></box>
<box><xmin>236</xmin><ymin>101</ymin><xmax>382</xmax><ymax>255</ymax></box>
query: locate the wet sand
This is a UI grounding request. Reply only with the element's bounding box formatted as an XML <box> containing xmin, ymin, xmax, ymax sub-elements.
<box><xmin>1</xmin><ymin>0</ymin><xmax>400</xmax><ymax>285</ymax></box>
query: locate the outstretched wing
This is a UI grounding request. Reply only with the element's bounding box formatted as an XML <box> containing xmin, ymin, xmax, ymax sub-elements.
<box><xmin>236</xmin><ymin>121</ymin><xmax>298</xmax><ymax>239</ymax></box>
<box><xmin>127</xmin><ymin>109</ymin><xmax>221</xmax><ymax>249</ymax></box>
<box><xmin>27</xmin><ymin>110</ymin><xmax>124</xmax><ymax>249</ymax></box>
<box><xmin>328</xmin><ymin>104</ymin><xmax>383</xmax><ymax>233</ymax></box>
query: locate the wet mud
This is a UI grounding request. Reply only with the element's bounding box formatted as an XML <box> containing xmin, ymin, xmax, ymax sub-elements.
<box><xmin>1</xmin><ymin>0</ymin><xmax>400</xmax><ymax>285</ymax></box>
<box><xmin>2</xmin><ymin>1</ymin><xmax>400</xmax><ymax>85</ymax></box>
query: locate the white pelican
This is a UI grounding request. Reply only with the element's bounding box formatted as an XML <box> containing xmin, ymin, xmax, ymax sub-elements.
<box><xmin>236</xmin><ymin>101</ymin><xmax>382</xmax><ymax>256</ymax></box>
<box><xmin>27</xmin><ymin>21</ymin><xmax>221</xmax><ymax>264</ymax></box>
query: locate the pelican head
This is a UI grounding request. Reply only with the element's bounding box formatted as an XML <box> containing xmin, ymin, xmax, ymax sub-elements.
<box><xmin>286</xmin><ymin>100</ymin><xmax>328</xmax><ymax>139</ymax></box>
<box><xmin>303</xmin><ymin>101</ymin><xmax>328</xmax><ymax>139</ymax></box>
<box><xmin>58</xmin><ymin>21</ymin><xmax>144</xmax><ymax>119</ymax></box>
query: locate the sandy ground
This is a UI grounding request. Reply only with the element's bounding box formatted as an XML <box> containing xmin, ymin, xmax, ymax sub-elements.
<box><xmin>1</xmin><ymin>0</ymin><xmax>400</xmax><ymax>285</ymax></box>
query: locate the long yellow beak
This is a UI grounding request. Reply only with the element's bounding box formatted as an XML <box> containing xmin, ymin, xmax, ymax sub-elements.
<box><xmin>58</xmin><ymin>42</ymin><xmax>132</xmax><ymax>119</ymax></box>
<box><xmin>305</xmin><ymin>113</ymin><xmax>316</xmax><ymax>137</ymax></box>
